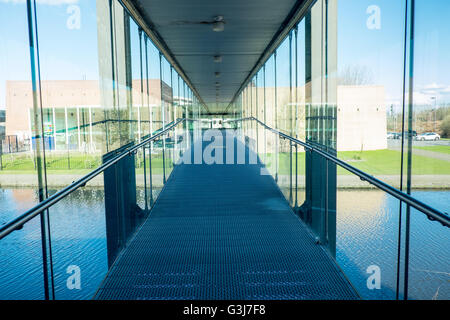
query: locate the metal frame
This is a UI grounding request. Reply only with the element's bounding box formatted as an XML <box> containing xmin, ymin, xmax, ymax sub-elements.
<box><xmin>226</xmin><ymin>0</ymin><xmax>317</xmax><ymax>112</ymax></box>
<box><xmin>119</xmin><ymin>0</ymin><xmax>209</xmax><ymax>114</ymax></box>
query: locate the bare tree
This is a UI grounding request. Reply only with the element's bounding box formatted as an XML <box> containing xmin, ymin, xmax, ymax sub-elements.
<box><xmin>338</xmin><ymin>65</ymin><xmax>374</xmax><ymax>86</ymax></box>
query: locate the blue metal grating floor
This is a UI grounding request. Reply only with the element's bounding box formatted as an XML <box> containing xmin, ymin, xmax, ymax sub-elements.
<box><xmin>95</xmin><ymin>132</ymin><xmax>358</xmax><ymax>300</ymax></box>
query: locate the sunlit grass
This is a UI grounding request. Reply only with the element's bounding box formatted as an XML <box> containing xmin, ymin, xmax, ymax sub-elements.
<box><xmin>0</xmin><ymin>152</ymin><xmax>166</xmax><ymax>174</ymax></box>
<box><xmin>1</xmin><ymin>148</ymin><xmax>449</xmax><ymax>176</ymax></box>
<box><xmin>414</xmin><ymin>145</ymin><xmax>450</xmax><ymax>155</ymax></box>
<box><xmin>264</xmin><ymin>149</ymin><xmax>450</xmax><ymax>175</ymax></box>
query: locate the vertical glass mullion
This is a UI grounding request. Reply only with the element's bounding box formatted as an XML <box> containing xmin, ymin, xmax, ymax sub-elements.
<box><xmin>274</xmin><ymin>51</ymin><xmax>279</xmax><ymax>182</ymax></box>
<box><xmin>159</xmin><ymin>53</ymin><xmax>166</xmax><ymax>184</ymax></box>
<box><xmin>26</xmin><ymin>0</ymin><xmax>55</xmax><ymax>300</ymax></box>
<box><xmin>289</xmin><ymin>31</ymin><xmax>293</xmax><ymax>205</ymax></box>
<box><xmin>263</xmin><ymin>65</ymin><xmax>267</xmax><ymax>165</ymax></box>
<box><xmin>403</xmin><ymin>0</ymin><xmax>415</xmax><ymax>300</ymax></box>
<box><xmin>294</xmin><ymin>26</ymin><xmax>299</xmax><ymax>209</ymax></box>
<box><xmin>138</xmin><ymin>28</ymin><xmax>148</xmax><ymax>211</ymax></box>
<box><xmin>144</xmin><ymin>35</ymin><xmax>154</xmax><ymax>207</ymax></box>
<box><xmin>170</xmin><ymin>66</ymin><xmax>175</xmax><ymax>168</ymax></box>
<box><xmin>256</xmin><ymin>74</ymin><xmax>259</xmax><ymax>156</ymax></box>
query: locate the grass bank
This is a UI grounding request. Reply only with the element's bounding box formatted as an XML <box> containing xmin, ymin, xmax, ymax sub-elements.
<box><xmin>265</xmin><ymin>149</ymin><xmax>450</xmax><ymax>175</ymax></box>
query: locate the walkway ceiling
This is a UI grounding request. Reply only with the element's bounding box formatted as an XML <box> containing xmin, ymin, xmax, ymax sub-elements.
<box><xmin>130</xmin><ymin>0</ymin><xmax>301</xmax><ymax>114</ymax></box>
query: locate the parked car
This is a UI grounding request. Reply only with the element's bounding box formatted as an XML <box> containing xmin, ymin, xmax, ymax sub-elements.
<box><xmin>415</xmin><ymin>132</ymin><xmax>440</xmax><ymax>141</ymax></box>
<box><xmin>387</xmin><ymin>132</ymin><xmax>395</xmax><ymax>139</ymax></box>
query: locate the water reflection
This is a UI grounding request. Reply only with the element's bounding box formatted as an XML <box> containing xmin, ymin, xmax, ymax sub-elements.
<box><xmin>336</xmin><ymin>190</ymin><xmax>449</xmax><ymax>300</ymax></box>
<box><xmin>0</xmin><ymin>188</ymin><xmax>448</xmax><ymax>300</ymax></box>
<box><xmin>0</xmin><ymin>188</ymin><xmax>112</xmax><ymax>300</ymax></box>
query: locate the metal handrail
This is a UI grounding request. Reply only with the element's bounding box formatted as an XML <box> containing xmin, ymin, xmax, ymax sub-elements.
<box><xmin>0</xmin><ymin>118</ymin><xmax>186</xmax><ymax>240</ymax></box>
<box><xmin>235</xmin><ymin>116</ymin><xmax>450</xmax><ymax>227</ymax></box>
<box><xmin>1</xmin><ymin>115</ymin><xmax>447</xmax><ymax>239</ymax></box>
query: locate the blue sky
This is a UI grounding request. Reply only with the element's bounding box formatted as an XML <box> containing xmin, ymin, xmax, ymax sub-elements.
<box><xmin>1</xmin><ymin>0</ymin><xmax>450</xmax><ymax>110</ymax></box>
<box><xmin>338</xmin><ymin>0</ymin><xmax>450</xmax><ymax>108</ymax></box>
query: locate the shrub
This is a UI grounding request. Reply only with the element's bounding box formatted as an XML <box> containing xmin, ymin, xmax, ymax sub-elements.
<box><xmin>441</xmin><ymin>115</ymin><xmax>450</xmax><ymax>138</ymax></box>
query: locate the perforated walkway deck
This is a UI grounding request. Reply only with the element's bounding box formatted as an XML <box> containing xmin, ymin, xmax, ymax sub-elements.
<box><xmin>95</xmin><ymin>132</ymin><xmax>358</xmax><ymax>300</ymax></box>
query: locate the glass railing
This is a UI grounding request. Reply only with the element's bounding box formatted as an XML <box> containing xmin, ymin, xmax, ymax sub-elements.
<box><xmin>241</xmin><ymin>116</ymin><xmax>449</xmax><ymax>300</ymax></box>
<box><xmin>1</xmin><ymin>116</ymin><xmax>447</xmax><ymax>300</ymax></box>
<box><xmin>0</xmin><ymin>119</ymin><xmax>190</xmax><ymax>300</ymax></box>
<box><xmin>407</xmin><ymin>192</ymin><xmax>450</xmax><ymax>300</ymax></box>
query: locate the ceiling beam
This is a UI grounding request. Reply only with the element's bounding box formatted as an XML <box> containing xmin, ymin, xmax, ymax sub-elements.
<box><xmin>120</xmin><ymin>0</ymin><xmax>210</xmax><ymax>113</ymax></box>
<box><xmin>225</xmin><ymin>0</ymin><xmax>316</xmax><ymax>112</ymax></box>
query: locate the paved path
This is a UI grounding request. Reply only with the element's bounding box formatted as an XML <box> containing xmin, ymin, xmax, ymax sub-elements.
<box><xmin>388</xmin><ymin>140</ymin><xmax>450</xmax><ymax>162</ymax></box>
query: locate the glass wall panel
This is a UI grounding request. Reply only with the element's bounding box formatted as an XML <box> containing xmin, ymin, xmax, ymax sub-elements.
<box><xmin>411</xmin><ymin>1</ymin><xmax>450</xmax><ymax>208</ymax></box>
<box><xmin>145</xmin><ymin>37</ymin><xmax>161</xmax><ymax>135</ymax></box>
<box><xmin>0</xmin><ymin>213</ymin><xmax>45</xmax><ymax>299</ymax></box>
<box><xmin>47</xmin><ymin>175</ymin><xmax>107</xmax><ymax>300</ymax></box>
<box><xmin>256</xmin><ymin>69</ymin><xmax>265</xmax><ymax>162</ymax></box>
<box><xmin>1</xmin><ymin>1</ymin><xmax>43</xmax><ymax>218</ymax></box>
<box><xmin>161</xmin><ymin>56</ymin><xmax>173</xmax><ymax>127</ymax></box>
<box><xmin>250</xmin><ymin>77</ymin><xmax>256</xmax><ymax>144</ymax></box>
<box><xmin>408</xmin><ymin>201</ymin><xmax>450</xmax><ymax>300</ymax></box>
<box><xmin>336</xmin><ymin>189</ymin><xmax>401</xmax><ymax>299</ymax></box>
<box><xmin>128</xmin><ymin>20</ymin><xmax>145</xmax><ymax>210</ymax></box>
<box><xmin>294</xmin><ymin>21</ymin><xmax>307</xmax><ymax>207</ymax></box>
<box><xmin>34</xmin><ymin>0</ymin><xmax>113</xmax><ymax>187</ymax></box>
<box><xmin>108</xmin><ymin>0</ymin><xmax>134</xmax><ymax>150</ymax></box>
<box><xmin>129</xmin><ymin>20</ymin><xmax>142</xmax><ymax>143</ymax></box>
<box><xmin>407</xmin><ymin>0</ymin><xmax>450</xmax><ymax>300</ymax></box>
<box><xmin>276</xmin><ymin>37</ymin><xmax>291</xmax><ymax>199</ymax></box>
<box><xmin>336</xmin><ymin>0</ymin><xmax>406</xmax><ymax>186</ymax></box>
<box><xmin>264</xmin><ymin>55</ymin><xmax>277</xmax><ymax>178</ymax></box>
<box><xmin>332</xmin><ymin>0</ymin><xmax>407</xmax><ymax>300</ymax></box>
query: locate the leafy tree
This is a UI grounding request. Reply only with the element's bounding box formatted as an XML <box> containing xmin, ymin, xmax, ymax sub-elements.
<box><xmin>440</xmin><ymin>115</ymin><xmax>450</xmax><ymax>138</ymax></box>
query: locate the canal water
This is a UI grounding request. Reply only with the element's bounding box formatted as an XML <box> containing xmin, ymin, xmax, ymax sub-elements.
<box><xmin>0</xmin><ymin>188</ymin><xmax>448</xmax><ymax>300</ymax></box>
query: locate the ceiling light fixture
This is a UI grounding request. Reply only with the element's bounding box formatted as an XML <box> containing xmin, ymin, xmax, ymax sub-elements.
<box><xmin>212</xmin><ymin>16</ymin><xmax>225</xmax><ymax>32</ymax></box>
<box><xmin>215</xmin><ymin>72</ymin><xmax>221</xmax><ymax>78</ymax></box>
<box><xmin>213</xmin><ymin>55</ymin><xmax>222</xmax><ymax>63</ymax></box>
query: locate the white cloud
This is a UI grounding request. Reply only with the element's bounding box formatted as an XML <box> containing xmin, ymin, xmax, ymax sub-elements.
<box><xmin>414</xmin><ymin>83</ymin><xmax>450</xmax><ymax>104</ymax></box>
<box><xmin>413</xmin><ymin>91</ymin><xmax>434</xmax><ymax>105</ymax></box>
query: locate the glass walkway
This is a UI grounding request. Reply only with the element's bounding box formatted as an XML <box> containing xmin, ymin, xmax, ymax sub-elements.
<box><xmin>94</xmin><ymin>130</ymin><xmax>358</xmax><ymax>300</ymax></box>
<box><xmin>1</xmin><ymin>0</ymin><xmax>449</xmax><ymax>302</ymax></box>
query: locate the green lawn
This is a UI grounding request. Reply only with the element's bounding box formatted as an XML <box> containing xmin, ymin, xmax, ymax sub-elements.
<box><xmin>2</xmin><ymin>148</ymin><xmax>449</xmax><ymax>176</ymax></box>
<box><xmin>0</xmin><ymin>153</ymin><xmax>167</xmax><ymax>174</ymax></box>
<box><xmin>0</xmin><ymin>154</ymin><xmax>102</xmax><ymax>171</ymax></box>
<box><xmin>337</xmin><ymin>149</ymin><xmax>450</xmax><ymax>175</ymax></box>
<box><xmin>263</xmin><ymin>149</ymin><xmax>450</xmax><ymax>175</ymax></box>
<box><xmin>414</xmin><ymin>145</ymin><xmax>450</xmax><ymax>155</ymax></box>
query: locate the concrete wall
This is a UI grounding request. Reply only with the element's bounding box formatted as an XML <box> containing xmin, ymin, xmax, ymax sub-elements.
<box><xmin>5</xmin><ymin>79</ymin><xmax>169</xmax><ymax>139</ymax></box>
<box><xmin>6</xmin><ymin>79</ymin><xmax>387</xmax><ymax>152</ymax></box>
<box><xmin>245</xmin><ymin>84</ymin><xmax>387</xmax><ymax>152</ymax></box>
<box><xmin>337</xmin><ymin>85</ymin><xmax>387</xmax><ymax>151</ymax></box>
